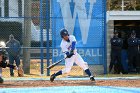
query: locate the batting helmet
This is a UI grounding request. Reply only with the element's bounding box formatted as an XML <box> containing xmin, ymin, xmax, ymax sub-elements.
<box><xmin>60</xmin><ymin>28</ymin><xmax>69</xmax><ymax>38</ymax></box>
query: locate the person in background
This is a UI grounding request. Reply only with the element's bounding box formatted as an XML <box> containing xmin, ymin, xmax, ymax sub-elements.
<box><xmin>137</xmin><ymin>37</ymin><xmax>140</xmax><ymax>73</ymax></box>
<box><xmin>109</xmin><ymin>30</ymin><xmax>124</xmax><ymax>74</ymax></box>
<box><xmin>6</xmin><ymin>34</ymin><xmax>22</xmax><ymax>77</ymax></box>
<box><xmin>127</xmin><ymin>31</ymin><xmax>139</xmax><ymax>73</ymax></box>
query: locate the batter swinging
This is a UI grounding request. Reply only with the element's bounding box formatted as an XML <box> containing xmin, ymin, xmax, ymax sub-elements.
<box><xmin>50</xmin><ymin>28</ymin><xmax>95</xmax><ymax>82</ymax></box>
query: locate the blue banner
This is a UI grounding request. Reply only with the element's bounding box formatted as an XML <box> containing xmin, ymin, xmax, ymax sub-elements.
<box><xmin>52</xmin><ymin>0</ymin><xmax>106</xmax><ymax>65</ymax></box>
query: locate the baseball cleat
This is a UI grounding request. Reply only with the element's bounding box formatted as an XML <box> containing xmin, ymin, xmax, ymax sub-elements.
<box><xmin>0</xmin><ymin>77</ymin><xmax>4</xmax><ymax>83</ymax></box>
<box><xmin>90</xmin><ymin>76</ymin><xmax>95</xmax><ymax>81</ymax></box>
<box><xmin>50</xmin><ymin>73</ymin><xmax>56</xmax><ymax>82</ymax></box>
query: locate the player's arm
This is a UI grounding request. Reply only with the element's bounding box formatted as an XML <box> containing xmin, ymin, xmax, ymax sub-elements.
<box><xmin>67</xmin><ymin>41</ymin><xmax>76</xmax><ymax>57</ymax></box>
<box><xmin>120</xmin><ymin>38</ymin><xmax>123</xmax><ymax>47</ymax></box>
<box><xmin>70</xmin><ymin>35</ymin><xmax>77</xmax><ymax>53</ymax></box>
<box><xmin>71</xmin><ymin>42</ymin><xmax>76</xmax><ymax>51</ymax></box>
<box><xmin>66</xmin><ymin>36</ymin><xmax>77</xmax><ymax>58</ymax></box>
<box><xmin>60</xmin><ymin>43</ymin><xmax>69</xmax><ymax>57</ymax></box>
<box><xmin>17</xmin><ymin>41</ymin><xmax>21</xmax><ymax>56</ymax></box>
<box><xmin>62</xmin><ymin>49</ymin><xmax>73</xmax><ymax>58</ymax></box>
<box><xmin>61</xmin><ymin>44</ymin><xmax>73</xmax><ymax>58</ymax></box>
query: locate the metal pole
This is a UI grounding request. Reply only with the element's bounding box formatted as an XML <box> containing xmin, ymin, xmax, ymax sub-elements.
<box><xmin>104</xmin><ymin>0</ymin><xmax>107</xmax><ymax>74</ymax></box>
<box><xmin>23</xmin><ymin>0</ymin><xmax>31</xmax><ymax>74</ymax></box>
<box><xmin>46</xmin><ymin>0</ymin><xmax>50</xmax><ymax>76</ymax></box>
<box><xmin>40</xmin><ymin>0</ymin><xmax>44</xmax><ymax>75</ymax></box>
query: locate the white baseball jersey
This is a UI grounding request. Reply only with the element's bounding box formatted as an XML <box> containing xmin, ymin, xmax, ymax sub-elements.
<box><xmin>60</xmin><ymin>35</ymin><xmax>88</xmax><ymax>74</ymax></box>
<box><xmin>60</xmin><ymin>35</ymin><xmax>77</xmax><ymax>54</ymax></box>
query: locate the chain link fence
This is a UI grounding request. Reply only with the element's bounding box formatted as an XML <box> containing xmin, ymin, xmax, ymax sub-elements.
<box><xmin>1</xmin><ymin>0</ymin><xmax>51</xmax><ymax>77</ymax></box>
<box><xmin>1</xmin><ymin>0</ymin><xmax>106</xmax><ymax>78</ymax></box>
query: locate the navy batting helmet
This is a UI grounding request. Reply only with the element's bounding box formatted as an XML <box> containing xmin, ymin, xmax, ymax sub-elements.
<box><xmin>60</xmin><ymin>28</ymin><xmax>69</xmax><ymax>38</ymax></box>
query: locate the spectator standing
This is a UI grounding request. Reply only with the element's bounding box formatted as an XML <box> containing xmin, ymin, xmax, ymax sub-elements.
<box><xmin>109</xmin><ymin>30</ymin><xmax>124</xmax><ymax>74</ymax></box>
<box><xmin>6</xmin><ymin>34</ymin><xmax>21</xmax><ymax>77</ymax></box>
<box><xmin>127</xmin><ymin>31</ymin><xmax>139</xmax><ymax>73</ymax></box>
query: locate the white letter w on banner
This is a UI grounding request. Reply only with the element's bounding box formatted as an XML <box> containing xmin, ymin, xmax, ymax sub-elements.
<box><xmin>57</xmin><ymin>0</ymin><xmax>96</xmax><ymax>44</ymax></box>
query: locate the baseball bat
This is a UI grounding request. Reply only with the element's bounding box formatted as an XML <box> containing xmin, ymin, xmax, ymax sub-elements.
<box><xmin>47</xmin><ymin>57</ymin><xmax>66</xmax><ymax>69</ymax></box>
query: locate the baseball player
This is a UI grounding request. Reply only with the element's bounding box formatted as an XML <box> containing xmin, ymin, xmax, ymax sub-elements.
<box><xmin>0</xmin><ymin>49</ymin><xmax>24</xmax><ymax>83</ymax></box>
<box><xmin>0</xmin><ymin>49</ymin><xmax>17</xmax><ymax>83</ymax></box>
<box><xmin>50</xmin><ymin>29</ymin><xmax>95</xmax><ymax>82</ymax></box>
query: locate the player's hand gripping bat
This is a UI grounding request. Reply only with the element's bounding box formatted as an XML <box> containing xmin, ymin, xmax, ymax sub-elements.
<box><xmin>47</xmin><ymin>57</ymin><xmax>67</xmax><ymax>69</ymax></box>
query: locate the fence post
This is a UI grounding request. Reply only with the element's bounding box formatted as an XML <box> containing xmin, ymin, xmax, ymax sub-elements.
<box><xmin>40</xmin><ymin>0</ymin><xmax>44</xmax><ymax>75</ymax></box>
<box><xmin>104</xmin><ymin>0</ymin><xmax>107</xmax><ymax>74</ymax></box>
<box><xmin>23</xmin><ymin>0</ymin><xmax>32</xmax><ymax>74</ymax></box>
<box><xmin>46</xmin><ymin>0</ymin><xmax>50</xmax><ymax>76</ymax></box>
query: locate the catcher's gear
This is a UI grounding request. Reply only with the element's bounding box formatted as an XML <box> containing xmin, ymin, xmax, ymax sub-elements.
<box><xmin>0</xmin><ymin>50</ymin><xmax>8</xmax><ymax>60</ymax></box>
<box><xmin>0</xmin><ymin>50</ymin><xmax>8</xmax><ymax>68</ymax></box>
<box><xmin>0</xmin><ymin>77</ymin><xmax>4</xmax><ymax>83</ymax></box>
<box><xmin>50</xmin><ymin>73</ymin><xmax>56</xmax><ymax>82</ymax></box>
<box><xmin>0</xmin><ymin>61</ymin><xmax>7</xmax><ymax>68</ymax></box>
<box><xmin>18</xmin><ymin>66</ymin><xmax>24</xmax><ymax>77</ymax></box>
<box><xmin>60</xmin><ymin>28</ymin><xmax>69</xmax><ymax>38</ymax></box>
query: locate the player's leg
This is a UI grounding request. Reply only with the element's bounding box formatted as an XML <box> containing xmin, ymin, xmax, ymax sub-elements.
<box><xmin>15</xmin><ymin>56</ymin><xmax>20</xmax><ymax>67</ymax></box>
<box><xmin>9</xmin><ymin>56</ymin><xmax>14</xmax><ymax>77</ymax></box>
<box><xmin>74</xmin><ymin>53</ymin><xmax>95</xmax><ymax>81</ymax></box>
<box><xmin>117</xmin><ymin>52</ymin><xmax>125</xmax><ymax>74</ymax></box>
<box><xmin>137</xmin><ymin>53</ymin><xmax>140</xmax><ymax>73</ymax></box>
<box><xmin>50</xmin><ymin>57</ymin><xmax>75</xmax><ymax>82</ymax></box>
<box><xmin>0</xmin><ymin>67</ymin><xmax>4</xmax><ymax>83</ymax></box>
<box><xmin>109</xmin><ymin>52</ymin><xmax>116</xmax><ymax>73</ymax></box>
<box><xmin>136</xmin><ymin>53</ymin><xmax>140</xmax><ymax>73</ymax></box>
<box><xmin>15</xmin><ymin>56</ymin><xmax>23</xmax><ymax>77</ymax></box>
<box><xmin>128</xmin><ymin>54</ymin><xmax>134</xmax><ymax>73</ymax></box>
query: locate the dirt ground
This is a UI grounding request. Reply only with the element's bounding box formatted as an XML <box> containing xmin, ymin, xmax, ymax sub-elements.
<box><xmin>0</xmin><ymin>79</ymin><xmax>140</xmax><ymax>88</ymax></box>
